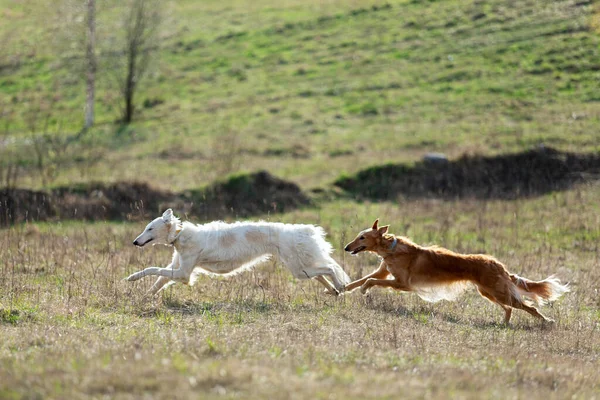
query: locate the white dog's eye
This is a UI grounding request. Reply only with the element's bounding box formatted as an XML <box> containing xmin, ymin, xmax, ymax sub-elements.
<box><xmin>148</xmin><ymin>228</ymin><xmax>153</xmax><ymax>231</ymax></box>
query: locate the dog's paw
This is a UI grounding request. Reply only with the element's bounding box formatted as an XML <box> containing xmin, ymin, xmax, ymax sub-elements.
<box><xmin>323</xmin><ymin>288</ymin><xmax>340</xmax><ymax>296</ymax></box>
<box><xmin>360</xmin><ymin>285</ymin><xmax>370</xmax><ymax>295</ymax></box>
<box><xmin>538</xmin><ymin>318</ymin><xmax>556</xmax><ymax>330</ymax></box>
<box><xmin>126</xmin><ymin>272</ymin><xmax>143</xmax><ymax>281</ymax></box>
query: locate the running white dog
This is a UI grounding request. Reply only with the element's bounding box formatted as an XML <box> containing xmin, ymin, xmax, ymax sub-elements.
<box><xmin>126</xmin><ymin>209</ymin><xmax>351</xmax><ymax>296</ymax></box>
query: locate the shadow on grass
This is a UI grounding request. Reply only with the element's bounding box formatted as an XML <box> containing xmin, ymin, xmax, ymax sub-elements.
<box><xmin>469</xmin><ymin>317</ymin><xmax>555</xmax><ymax>331</ymax></box>
<box><xmin>361</xmin><ymin>295</ymin><xmax>551</xmax><ymax>330</ymax></box>
<box><xmin>335</xmin><ymin>146</ymin><xmax>600</xmax><ymax>201</ymax></box>
<box><xmin>160</xmin><ymin>298</ymin><xmax>274</xmax><ymax>316</ymax></box>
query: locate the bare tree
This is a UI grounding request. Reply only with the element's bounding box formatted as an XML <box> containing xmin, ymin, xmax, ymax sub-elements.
<box><xmin>118</xmin><ymin>0</ymin><xmax>162</xmax><ymax>124</ymax></box>
<box><xmin>51</xmin><ymin>0</ymin><xmax>163</xmax><ymax>127</ymax></box>
<box><xmin>52</xmin><ymin>0</ymin><xmax>99</xmax><ymax>134</ymax></box>
<box><xmin>84</xmin><ymin>0</ymin><xmax>96</xmax><ymax>130</ymax></box>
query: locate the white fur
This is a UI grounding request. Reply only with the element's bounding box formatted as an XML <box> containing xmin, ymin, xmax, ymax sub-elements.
<box><xmin>127</xmin><ymin>209</ymin><xmax>351</xmax><ymax>296</ymax></box>
<box><xmin>412</xmin><ymin>281</ymin><xmax>470</xmax><ymax>303</ymax></box>
<box><xmin>511</xmin><ymin>274</ymin><xmax>570</xmax><ymax>306</ymax></box>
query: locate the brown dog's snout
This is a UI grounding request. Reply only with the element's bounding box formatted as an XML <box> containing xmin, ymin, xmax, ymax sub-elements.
<box><xmin>344</xmin><ymin>244</ymin><xmax>351</xmax><ymax>252</ymax></box>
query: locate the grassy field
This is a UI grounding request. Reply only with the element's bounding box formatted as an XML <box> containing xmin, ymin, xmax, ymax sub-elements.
<box><xmin>1</xmin><ymin>0</ymin><xmax>600</xmax><ymax>398</ymax></box>
<box><xmin>1</xmin><ymin>189</ymin><xmax>599</xmax><ymax>399</ymax></box>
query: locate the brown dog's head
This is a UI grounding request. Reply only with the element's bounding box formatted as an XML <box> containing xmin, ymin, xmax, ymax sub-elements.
<box><xmin>344</xmin><ymin>219</ymin><xmax>389</xmax><ymax>255</ymax></box>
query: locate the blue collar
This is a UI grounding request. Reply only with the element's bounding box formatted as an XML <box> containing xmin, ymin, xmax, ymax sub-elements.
<box><xmin>390</xmin><ymin>237</ymin><xmax>397</xmax><ymax>251</ymax></box>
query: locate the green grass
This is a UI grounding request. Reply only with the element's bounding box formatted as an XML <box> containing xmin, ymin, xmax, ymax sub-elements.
<box><xmin>2</xmin><ymin>0</ymin><xmax>600</xmax><ymax>398</ymax></box>
<box><xmin>1</xmin><ymin>0</ymin><xmax>600</xmax><ymax>190</ymax></box>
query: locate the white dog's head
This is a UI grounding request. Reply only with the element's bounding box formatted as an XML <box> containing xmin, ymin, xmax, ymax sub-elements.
<box><xmin>133</xmin><ymin>209</ymin><xmax>182</xmax><ymax>247</ymax></box>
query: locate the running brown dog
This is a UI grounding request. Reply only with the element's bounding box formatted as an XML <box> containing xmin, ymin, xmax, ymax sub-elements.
<box><xmin>344</xmin><ymin>220</ymin><xmax>569</xmax><ymax>324</ymax></box>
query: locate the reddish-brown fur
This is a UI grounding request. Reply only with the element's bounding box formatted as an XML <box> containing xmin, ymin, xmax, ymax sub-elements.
<box><xmin>344</xmin><ymin>220</ymin><xmax>569</xmax><ymax>324</ymax></box>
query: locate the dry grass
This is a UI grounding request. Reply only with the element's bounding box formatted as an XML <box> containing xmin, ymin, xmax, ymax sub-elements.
<box><xmin>2</xmin><ymin>1</ymin><xmax>599</xmax><ymax>398</ymax></box>
<box><xmin>1</xmin><ymin>185</ymin><xmax>600</xmax><ymax>399</ymax></box>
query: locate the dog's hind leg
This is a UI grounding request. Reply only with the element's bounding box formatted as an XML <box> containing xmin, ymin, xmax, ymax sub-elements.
<box><xmin>288</xmin><ymin>258</ymin><xmax>345</xmax><ymax>295</ymax></box>
<box><xmin>513</xmin><ymin>302</ymin><xmax>554</xmax><ymax>323</ymax></box>
<box><xmin>315</xmin><ymin>264</ymin><xmax>348</xmax><ymax>294</ymax></box>
<box><xmin>345</xmin><ymin>261</ymin><xmax>390</xmax><ymax>292</ymax></box>
<box><xmin>503</xmin><ymin>307</ymin><xmax>512</xmax><ymax>325</ymax></box>
<box><xmin>299</xmin><ymin>266</ymin><xmax>340</xmax><ymax>295</ymax></box>
<box><xmin>321</xmin><ymin>257</ymin><xmax>351</xmax><ymax>292</ymax></box>
<box><xmin>486</xmin><ymin>286</ymin><xmax>554</xmax><ymax>324</ymax></box>
<box><xmin>326</xmin><ymin>271</ymin><xmax>345</xmax><ymax>293</ymax></box>
<box><xmin>314</xmin><ymin>275</ymin><xmax>339</xmax><ymax>296</ymax></box>
<box><xmin>314</xmin><ymin>265</ymin><xmax>348</xmax><ymax>294</ymax></box>
<box><xmin>477</xmin><ymin>288</ymin><xmax>512</xmax><ymax>324</ymax></box>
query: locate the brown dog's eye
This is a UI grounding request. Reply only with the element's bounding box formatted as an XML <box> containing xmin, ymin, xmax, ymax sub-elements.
<box><xmin>360</xmin><ymin>236</ymin><xmax>365</xmax><ymax>240</ymax></box>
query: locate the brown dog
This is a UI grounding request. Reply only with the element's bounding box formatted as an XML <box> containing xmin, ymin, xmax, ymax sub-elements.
<box><xmin>344</xmin><ymin>220</ymin><xmax>569</xmax><ymax>324</ymax></box>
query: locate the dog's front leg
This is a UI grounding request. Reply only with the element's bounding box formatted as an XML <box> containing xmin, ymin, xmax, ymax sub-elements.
<box><xmin>345</xmin><ymin>261</ymin><xmax>390</xmax><ymax>292</ymax></box>
<box><xmin>126</xmin><ymin>255</ymin><xmax>193</xmax><ymax>284</ymax></box>
<box><xmin>360</xmin><ymin>278</ymin><xmax>410</xmax><ymax>294</ymax></box>
<box><xmin>147</xmin><ymin>255</ymin><xmax>181</xmax><ymax>296</ymax></box>
<box><xmin>127</xmin><ymin>267</ymin><xmax>159</xmax><ymax>282</ymax></box>
<box><xmin>126</xmin><ymin>266</ymin><xmax>188</xmax><ymax>282</ymax></box>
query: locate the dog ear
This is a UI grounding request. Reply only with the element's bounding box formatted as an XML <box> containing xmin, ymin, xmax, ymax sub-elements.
<box><xmin>162</xmin><ymin>208</ymin><xmax>173</xmax><ymax>222</ymax></box>
<box><xmin>378</xmin><ymin>225</ymin><xmax>389</xmax><ymax>235</ymax></box>
<box><xmin>372</xmin><ymin>219</ymin><xmax>379</xmax><ymax>230</ymax></box>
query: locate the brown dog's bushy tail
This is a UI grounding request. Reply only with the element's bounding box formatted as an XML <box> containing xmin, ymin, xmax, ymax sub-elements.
<box><xmin>510</xmin><ymin>274</ymin><xmax>569</xmax><ymax>305</ymax></box>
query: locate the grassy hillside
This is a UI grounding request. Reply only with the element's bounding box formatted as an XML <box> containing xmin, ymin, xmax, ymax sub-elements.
<box><xmin>1</xmin><ymin>0</ymin><xmax>599</xmax><ymax>190</ymax></box>
<box><xmin>2</xmin><ymin>0</ymin><xmax>600</xmax><ymax>399</ymax></box>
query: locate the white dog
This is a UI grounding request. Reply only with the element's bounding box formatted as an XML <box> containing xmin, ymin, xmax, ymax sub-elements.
<box><xmin>126</xmin><ymin>209</ymin><xmax>351</xmax><ymax>296</ymax></box>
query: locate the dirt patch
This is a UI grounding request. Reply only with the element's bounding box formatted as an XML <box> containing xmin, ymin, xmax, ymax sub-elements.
<box><xmin>188</xmin><ymin>170</ymin><xmax>310</xmax><ymax>220</ymax></box>
<box><xmin>335</xmin><ymin>147</ymin><xmax>600</xmax><ymax>200</ymax></box>
<box><xmin>0</xmin><ymin>189</ymin><xmax>56</xmax><ymax>226</ymax></box>
<box><xmin>0</xmin><ymin>182</ymin><xmax>173</xmax><ymax>226</ymax></box>
<box><xmin>53</xmin><ymin>182</ymin><xmax>174</xmax><ymax>221</ymax></box>
<box><xmin>0</xmin><ymin>171</ymin><xmax>309</xmax><ymax>226</ymax></box>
